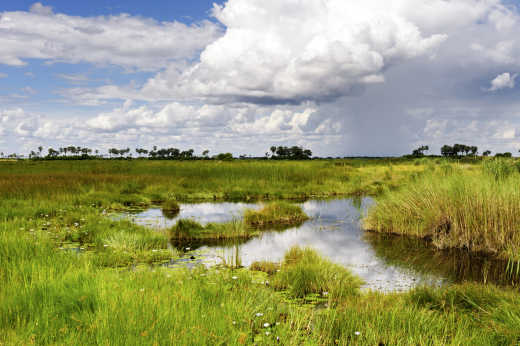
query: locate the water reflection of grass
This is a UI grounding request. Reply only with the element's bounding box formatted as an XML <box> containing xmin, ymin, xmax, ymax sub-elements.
<box><xmin>170</xmin><ymin>219</ymin><xmax>259</xmax><ymax>241</ymax></box>
<box><xmin>365</xmin><ymin>233</ymin><xmax>517</xmax><ymax>286</ymax></box>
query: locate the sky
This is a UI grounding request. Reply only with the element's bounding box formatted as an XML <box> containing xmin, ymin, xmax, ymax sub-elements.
<box><xmin>1</xmin><ymin>0</ymin><xmax>520</xmax><ymax>157</ymax></box>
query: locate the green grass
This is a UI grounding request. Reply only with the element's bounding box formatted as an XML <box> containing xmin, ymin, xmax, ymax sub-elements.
<box><xmin>271</xmin><ymin>247</ymin><xmax>363</xmax><ymax>302</ymax></box>
<box><xmin>364</xmin><ymin>160</ymin><xmax>520</xmax><ymax>261</ymax></box>
<box><xmin>2</xmin><ymin>158</ymin><xmax>520</xmax><ymax>344</ymax></box>
<box><xmin>2</xmin><ymin>223</ymin><xmax>519</xmax><ymax>345</ymax></box>
<box><xmin>0</xmin><ymin>159</ymin><xmax>426</xmax><ymax>204</ymax></box>
<box><xmin>162</xmin><ymin>199</ymin><xmax>180</xmax><ymax>212</ymax></box>
<box><xmin>244</xmin><ymin>201</ymin><xmax>309</xmax><ymax>227</ymax></box>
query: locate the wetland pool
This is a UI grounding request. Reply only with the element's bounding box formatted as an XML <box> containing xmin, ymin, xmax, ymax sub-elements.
<box><xmin>122</xmin><ymin>198</ymin><xmax>513</xmax><ymax>292</ymax></box>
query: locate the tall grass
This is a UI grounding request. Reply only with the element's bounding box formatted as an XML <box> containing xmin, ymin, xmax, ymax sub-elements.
<box><xmin>0</xmin><ymin>159</ymin><xmax>428</xmax><ymax>203</ymax></box>
<box><xmin>364</xmin><ymin>160</ymin><xmax>520</xmax><ymax>261</ymax></box>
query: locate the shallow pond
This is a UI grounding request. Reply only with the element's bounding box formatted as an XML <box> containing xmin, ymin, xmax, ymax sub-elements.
<box><xmin>123</xmin><ymin>198</ymin><xmax>514</xmax><ymax>292</ymax></box>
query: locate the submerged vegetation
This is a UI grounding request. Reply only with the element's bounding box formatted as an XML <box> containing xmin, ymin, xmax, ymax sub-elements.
<box><xmin>244</xmin><ymin>201</ymin><xmax>309</xmax><ymax>227</ymax></box>
<box><xmin>170</xmin><ymin>218</ymin><xmax>258</xmax><ymax>241</ymax></box>
<box><xmin>1</xmin><ymin>158</ymin><xmax>520</xmax><ymax>344</ymax></box>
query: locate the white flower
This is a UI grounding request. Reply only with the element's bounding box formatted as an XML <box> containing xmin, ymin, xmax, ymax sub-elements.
<box><xmin>232</xmin><ymin>321</ymin><xmax>236</xmax><ymax>325</ymax></box>
<box><xmin>140</xmin><ymin>288</ymin><xmax>145</xmax><ymax>292</ymax></box>
<box><xmin>255</xmin><ymin>313</ymin><xmax>263</xmax><ymax>317</ymax></box>
<box><xmin>354</xmin><ymin>331</ymin><xmax>360</xmax><ymax>336</ymax></box>
<box><xmin>232</xmin><ymin>276</ymin><xmax>238</xmax><ymax>280</ymax></box>
<box><xmin>185</xmin><ymin>247</ymin><xmax>191</xmax><ymax>251</ymax></box>
<box><xmin>322</xmin><ymin>291</ymin><xmax>329</xmax><ymax>296</ymax></box>
<box><xmin>263</xmin><ymin>323</ymin><xmax>270</xmax><ymax>328</ymax></box>
<box><xmin>265</xmin><ymin>331</ymin><xmax>270</xmax><ymax>336</ymax></box>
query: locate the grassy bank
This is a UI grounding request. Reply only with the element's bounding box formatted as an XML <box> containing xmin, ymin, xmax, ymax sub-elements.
<box><xmin>364</xmin><ymin>159</ymin><xmax>520</xmax><ymax>262</ymax></box>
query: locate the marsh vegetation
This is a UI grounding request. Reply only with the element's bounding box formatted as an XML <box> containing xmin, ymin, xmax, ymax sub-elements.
<box><xmin>1</xmin><ymin>158</ymin><xmax>519</xmax><ymax>344</ymax></box>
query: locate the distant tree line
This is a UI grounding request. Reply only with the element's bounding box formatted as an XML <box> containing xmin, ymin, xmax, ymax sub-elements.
<box><xmin>3</xmin><ymin>145</ymin><xmax>314</xmax><ymax>161</ymax></box>
<box><xmin>440</xmin><ymin>144</ymin><xmax>478</xmax><ymax>157</ymax></box>
<box><xmin>408</xmin><ymin>144</ymin><xmax>515</xmax><ymax>158</ymax></box>
<box><xmin>267</xmin><ymin>146</ymin><xmax>312</xmax><ymax>160</ymax></box>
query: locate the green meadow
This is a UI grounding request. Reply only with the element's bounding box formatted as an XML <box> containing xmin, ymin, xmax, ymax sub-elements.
<box><xmin>1</xmin><ymin>158</ymin><xmax>520</xmax><ymax>345</ymax></box>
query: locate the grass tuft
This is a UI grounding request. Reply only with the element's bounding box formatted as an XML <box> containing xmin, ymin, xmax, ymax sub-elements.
<box><xmin>244</xmin><ymin>201</ymin><xmax>309</xmax><ymax>227</ymax></box>
<box><xmin>272</xmin><ymin>246</ymin><xmax>363</xmax><ymax>302</ymax></box>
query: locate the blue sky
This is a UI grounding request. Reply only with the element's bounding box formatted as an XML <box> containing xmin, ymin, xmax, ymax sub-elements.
<box><xmin>1</xmin><ymin>1</ymin><xmax>520</xmax><ymax>157</ymax></box>
<box><xmin>0</xmin><ymin>0</ymin><xmax>222</xmax><ymax>22</ymax></box>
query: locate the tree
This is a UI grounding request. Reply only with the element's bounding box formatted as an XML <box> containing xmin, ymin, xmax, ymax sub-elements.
<box><xmin>482</xmin><ymin>150</ymin><xmax>491</xmax><ymax>157</ymax></box>
<box><xmin>412</xmin><ymin>145</ymin><xmax>429</xmax><ymax>157</ymax></box>
<box><xmin>47</xmin><ymin>148</ymin><xmax>59</xmax><ymax>158</ymax></box>
<box><xmin>202</xmin><ymin>150</ymin><xmax>210</xmax><ymax>158</ymax></box>
<box><xmin>441</xmin><ymin>144</ymin><xmax>478</xmax><ymax>157</ymax></box>
<box><xmin>108</xmin><ymin>148</ymin><xmax>119</xmax><ymax>158</ymax></box>
<box><xmin>135</xmin><ymin>148</ymin><xmax>148</xmax><ymax>158</ymax></box>
<box><xmin>270</xmin><ymin>146</ymin><xmax>277</xmax><ymax>158</ymax></box>
<box><xmin>215</xmin><ymin>152</ymin><xmax>233</xmax><ymax>161</ymax></box>
<box><xmin>269</xmin><ymin>146</ymin><xmax>312</xmax><ymax>160</ymax></box>
<box><xmin>441</xmin><ymin>145</ymin><xmax>454</xmax><ymax>157</ymax></box>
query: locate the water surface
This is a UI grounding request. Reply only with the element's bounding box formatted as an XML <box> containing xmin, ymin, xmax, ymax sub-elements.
<box><xmin>123</xmin><ymin>199</ymin><xmax>513</xmax><ymax>292</ymax></box>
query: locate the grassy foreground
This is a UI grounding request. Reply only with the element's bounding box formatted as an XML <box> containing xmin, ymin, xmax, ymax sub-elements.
<box><xmin>2</xmin><ymin>226</ymin><xmax>520</xmax><ymax>345</ymax></box>
<box><xmin>1</xmin><ymin>158</ymin><xmax>520</xmax><ymax>344</ymax></box>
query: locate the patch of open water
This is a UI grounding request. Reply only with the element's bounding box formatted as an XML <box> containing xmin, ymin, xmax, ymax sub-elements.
<box><xmin>123</xmin><ymin>198</ymin><xmax>513</xmax><ymax>292</ymax></box>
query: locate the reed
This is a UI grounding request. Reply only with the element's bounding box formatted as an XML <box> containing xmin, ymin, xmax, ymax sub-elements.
<box><xmin>364</xmin><ymin>161</ymin><xmax>520</xmax><ymax>261</ymax></box>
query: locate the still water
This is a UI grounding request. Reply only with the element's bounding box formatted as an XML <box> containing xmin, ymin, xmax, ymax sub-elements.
<box><xmin>124</xmin><ymin>198</ymin><xmax>513</xmax><ymax>292</ymax></box>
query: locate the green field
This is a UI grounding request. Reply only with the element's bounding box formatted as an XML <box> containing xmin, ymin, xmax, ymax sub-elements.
<box><xmin>1</xmin><ymin>158</ymin><xmax>520</xmax><ymax>345</ymax></box>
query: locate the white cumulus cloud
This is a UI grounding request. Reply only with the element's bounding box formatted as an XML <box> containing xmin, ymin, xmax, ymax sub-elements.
<box><xmin>0</xmin><ymin>3</ymin><xmax>222</xmax><ymax>70</ymax></box>
<box><xmin>488</xmin><ymin>72</ymin><xmax>517</xmax><ymax>91</ymax></box>
<box><xmin>141</xmin><ymin>0</ymin><xmax>448</xmax><ymax>104</ymax></box>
